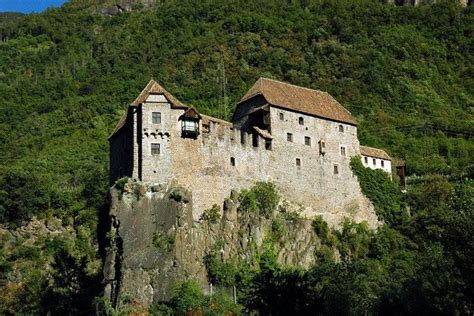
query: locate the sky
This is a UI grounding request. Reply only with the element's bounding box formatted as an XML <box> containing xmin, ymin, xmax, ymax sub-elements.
<box><xmin>0</xmin><ymin>0</ymin><xmax>68</xmax><ymax>13</ymax></box>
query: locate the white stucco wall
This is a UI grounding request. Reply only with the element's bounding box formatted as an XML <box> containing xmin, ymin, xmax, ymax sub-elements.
<box><xmin>361</xmin><ymin>155</ymin><xmax>392</xmax><ymax>174</ymax></box>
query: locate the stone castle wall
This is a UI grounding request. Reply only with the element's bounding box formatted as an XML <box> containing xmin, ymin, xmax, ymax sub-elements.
<box><xmin>125</xmin><ymin>97</ymin><xmax>378</xmax><ymax>228</ymax></box>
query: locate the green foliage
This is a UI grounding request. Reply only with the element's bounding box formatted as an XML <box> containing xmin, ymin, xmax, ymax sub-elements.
<box><xmin>114</xmin><ymin>176</ymin><xmax>129</xmax><ymax>192</ymax></box>
<box><xmin>200</xmin><ymin>204</ymin><xmax>221</xmax><ymax>223</ymax></box>
<box><xmin>170</xmin><ymin>280</ymin><xmax>206</xmax><ymax>314</ymax></box>
<box><xmin>351</xmin><ymin>157</ymin><xmax>407</xmax><ymax>226</ymax></box>
<box><xmin>203</xmin><ymin>242</ymin><xmax>238</xmax><ymax>287</ymax></box>
<box><xmin>152</xmin><ymin>280</ymin><xmax>243</xmax><ymax>315</ymax></box>
<box><xmin>0</xmin><ymin>0</ymin><xmax>472</xmax><ymax>313</ymax></box>
<box><xmin>152</xmin><ymin>230</ymin><xmax>175</xmax><ymax>252</ymax></box>
<box><xmin>270</xmin><ymin>217</ymin><xmax>286</xmax><ymax>241</ymax></box>
<box><xmin>239</xmin><ymin>182</ymin><xmax>279</xmax><ymax>216</ymax></box>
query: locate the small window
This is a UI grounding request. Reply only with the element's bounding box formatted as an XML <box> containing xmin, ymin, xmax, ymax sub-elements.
<box><xmin>241</xmin><ymin>131</ymin><xmax>246</xmax><ymax>145</ymax></box>
<box><xmin>373</xmin><ymin>158</ymin><xmax>376</xmax><ymax>165</ymax></box>
<box><xmin>299</xmin><ymin>117</ymin><xmax>304</xmax><ymax>125</ymax></box>
<box><xmin>230</xmin><ymin>157</ymin><xmax>235</xmax><ymax>166</ymax></box>
<box><xmin>381</xmin><ymin>160</ymin><xmax>385</xmax><ymax>167</ymax></box>
<box><xmin>152</xmin><ymin>112</ymin><xmax>161</xmax><ymax>124</ymax></box>
<box><xmin>296</xmin><ymin>158</ymin><xmax>301</xmax><ymax>170</ymax></box>
<box><xmin>151</xmin><ymin>143</ymin><xmax>160</xmax><ymax>155</ymax></box>
<box><xmin>339</xmin><ymin>125</ymin><xmax>344</xmax><ymax>132</ymax></box>
<box><xmin>333</xmin><ymin>164</ymin><xmax>339</xmax><ymax>175</ymax></box>
<box><xmin>340</xmin><ymin>146</ymin><xmax>346</xmax><ymax>156</ymax></box>
<box><xmin>319</xmin><ymin>139</ymin><xmax>326</xmax><ymax>154</ymax></box>
<box><xmin>279</xmin><ymin>113</ymin><xmax>284</xmax><ymax>120</ymax></box>
<box><xmin>252</xmin><ymin>133</ymin><xmax>259</xmax><ymax>147</ymax></box>
<box><xmin>364</xmin><ymin>157</ymin><xmax>368</xmax><ymax>164</ymax></box>
<box><xmin>305</xmin><ymin>136</ymin><xmax>311</xmax><ymax>146</ymax></box>
<box><xmin>287</xmin><ymin>133</ymin><xmax>293</xmax><ymax>142</ymax></box>
<box><xmin>265</xmin><ymin>140</ymin><xmax>272</xmax><ymax>150</ymax></box>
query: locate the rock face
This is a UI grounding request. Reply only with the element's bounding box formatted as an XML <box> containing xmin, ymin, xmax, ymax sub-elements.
<box><xmin>103</xmin><ymin>180</ymin><xmax>322</xmax><ymax>308</ymax></box>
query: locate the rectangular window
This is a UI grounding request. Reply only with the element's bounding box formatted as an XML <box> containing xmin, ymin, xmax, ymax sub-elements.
<box><xmin>340</xmin><ymin>146</ymin><xmax>346</xmax><ymax>156</ymax></box>
<box><xmin>230</xmin><ymin>157</ymin><xmax>235</xmax><ymax>166</ymax></box>
<box><xmin>319</xmin><ymin>139</ymin><xmax>326</xmax><ymax>154</ymax></box>
<box><xmin>287</xmin><ymin>133</ymin><xmax>293</xmax><ymax>142</ymax></box>
<box><xmin>296</xmin><ymin>158</ymin><xmax>301</xmax><ymax>170</ymax></box>
<box><xmin>152</xmin><ymin>112</ymin><xmax>161</xmax><ymax>124</ymax></box>
<box><xmin>299</xmin><ymin>117</ymin><xmax>304</xmax><ymax>125</ymax></box>
<box><xmin>151</xmin><ymin>143</ymin><xmax>160</xmax><ymax>155</ymax></box>
<box><xmin>373</xmin><ymin>158</ymin><xmax>376</xmax><ymax>165</ymax></box>
<box><xmin>381</xmin><ymin>160</ymin><xmax>385</xmax><ymax>167</ymax></box>
<box><xmin>252</xmin><ymin>133</ymin><xmax>259</xmax><ymax>147</ymax></box>
<box><xmin>333</xmin><ymin>164</ymin><xmax>339</xmax><ymax>175</ymax></box>
<box><xmin>279</xmin><ymin>113</ymin><xmax>284</xmax><ymax>120</ymax></box>
<box><xmin>305</xmin><ymin>136</ymin><xmax>311</xmax><ymax>146</ymax></box>
<box><xmin>364</xmin><ymin>157</ymin><xmax>368</xmax><ymax>164</ymax></box>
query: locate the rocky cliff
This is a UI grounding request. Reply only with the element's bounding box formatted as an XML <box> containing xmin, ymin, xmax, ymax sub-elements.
<box><xmin>102</xmin><ymin>180</ymin><xmax>328</xmax><ymax>308</ymax></box>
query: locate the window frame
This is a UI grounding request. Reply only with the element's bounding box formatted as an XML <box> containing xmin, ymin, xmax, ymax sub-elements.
<box><xmin>333</xmin><ymin>164</ymin><xmax>339</xmax><ymax>175</ymax></box>
<box><xmin>152</xmin><ymin>112</ymin><xmax>162</xmax><ymax>124</ymax></box>
<box><xmin>287</xmin><ymin>133</ymin><xmax>293</xmax><ymax>142</ymax></box>
<box><xmin>340</xmin><ymin>146</ymin><xmax>346</xmax><ymax>157</ymax></box>
<box><xmin>305</xmin><ymin>136</ymin><xmax>311</xmax><ymax>146</ymax></box>
<box><xmin>151</xmin><ymin>143</ymin><xmax>161</xmax><ymax>155</ymax></box>
<box><xmin>296</xmin><ymin>158</ymin><xmax>301</xmax><ymax>170</ymax></box>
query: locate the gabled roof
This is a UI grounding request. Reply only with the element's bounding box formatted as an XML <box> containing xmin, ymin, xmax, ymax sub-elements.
<box><xmin>131</xmin><ymin>79</ymin><xmax>187</xmax><ymax>108</ymax></box>
<box><xmin>239</xmin><ymin>77</ymin><xmax>357</xmax><ymax>125</ymax></box>
<box><xmin>360</xmin><ymin>145</ymin><xmax>391</xmax><ymax>160</ymax></box>
<box><xmin>108</xmin><ymin>111</ymin><xmax>128</xmax><ymax>139</ymax></box>
<box><xmin>109</xmin><ymin>80</ymin><xmax>189</xmax><ymax>140</ymax></box>
<box><xmin>179</xmin><ymin>107</ymin><xmax>202</xmax><ymax>120</ymax></box>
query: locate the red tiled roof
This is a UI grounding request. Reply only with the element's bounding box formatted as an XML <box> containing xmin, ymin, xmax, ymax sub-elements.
<box><xmin>360</xmin><ymin>145</ymin><xmax>391</xmax><ymax>160</ymax></box>
<box><xmin>240</xmin><ymin>77</ymin><xmax>357</xmax><ymax>125</ymax></box>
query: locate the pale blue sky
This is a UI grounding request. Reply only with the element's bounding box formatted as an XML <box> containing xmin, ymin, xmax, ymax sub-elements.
<box><xmin>0</xmin><ymin>0</ymin><xmax>68</xmax><ymax>13</ymax></box>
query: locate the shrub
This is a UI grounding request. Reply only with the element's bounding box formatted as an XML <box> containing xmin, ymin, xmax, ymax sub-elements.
<box><xmin>200</xmin><ymin>204</ymin><xmax>221</xmax><ymax>223</ymax></box>
<box><xmin>114</xmin><ymin>177</ymin><xmax>129</xmax><ymax>192</ymax></box>
<box><xmin>350</xmin><ymin>157</ymin><xmax>406</xmax><ymax>226</ymax></box>
<box><xmin>203</xmin><ymin>243</ymin><xmax>238</xmax><ymax>287</ymax></box>
<box><xmin>239</xmin><ymin>182</ymin><xmax>279</xmax><ymax>217</ymax></box>
<box><xmin>153</xmin><ymin>230</ymin><xmax>175</xmax><ymax>252</ymax></box>
<box><xmin>271</xmin><ymin>217</ymin><xmax>285</xmax><ymax>241</ymax></box>
<box><xmin>170</xmin><ymin>281</ymin><xmax>206</xmax><ymax>314</ymax></box>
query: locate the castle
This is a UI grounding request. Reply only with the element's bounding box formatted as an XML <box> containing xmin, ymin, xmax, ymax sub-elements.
<box><xmin>109</xmin><ymin>78</ymin><xmax>391</xmax><ymax>226</ymax></box>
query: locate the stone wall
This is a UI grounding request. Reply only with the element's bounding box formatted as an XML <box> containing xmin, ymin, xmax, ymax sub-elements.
<box><xmin>111</xmin><ymin>95</ymin><xmax>379</xmax><ymax>228</ymax></box>
<box><xmin>266</xmin><ymin>107</ymin><xmax>377</xmax><ymax>227</ymax></box>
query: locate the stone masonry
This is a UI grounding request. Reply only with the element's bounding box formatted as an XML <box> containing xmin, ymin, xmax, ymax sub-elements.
<box><xmin>109</xmin><ymin>78</ymin><xmax>383</xmax><ymax>228</ymax></box>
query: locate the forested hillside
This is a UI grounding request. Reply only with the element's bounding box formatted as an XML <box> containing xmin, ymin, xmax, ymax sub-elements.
<box><xmin>0</xmin><ymin>0</ymin><xmax>473</xmax><ymax>314</ymax></box>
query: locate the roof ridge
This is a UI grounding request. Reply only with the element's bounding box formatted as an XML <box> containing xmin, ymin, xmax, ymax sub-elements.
<box><xmin>259</xmin><ymin>77</ymin><xmax>327</xmax><ymax>95</ymax></box>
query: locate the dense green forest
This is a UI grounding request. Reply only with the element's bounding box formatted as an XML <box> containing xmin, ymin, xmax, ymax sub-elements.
<box><xmin>0</xmin><ymin>0</ymin><xmax>472</xmax><ymax>314</ymax></box>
